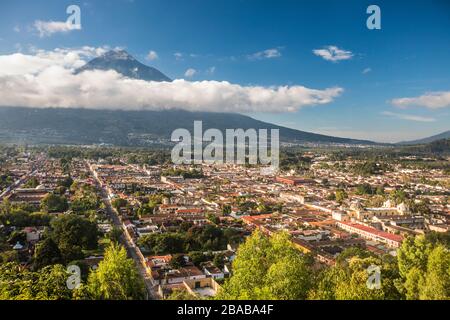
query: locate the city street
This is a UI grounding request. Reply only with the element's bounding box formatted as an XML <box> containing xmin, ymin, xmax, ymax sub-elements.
<box><xmin>88</xmin><ymin>162</ymin><xmax>159</xmax><ymax>300</ymax></box>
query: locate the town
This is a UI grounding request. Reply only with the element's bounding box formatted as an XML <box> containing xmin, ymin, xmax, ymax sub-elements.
<box><xmin>0</xmin><ymin>144</ymin><xmax>448</xmax><ymax>300</ymax></box>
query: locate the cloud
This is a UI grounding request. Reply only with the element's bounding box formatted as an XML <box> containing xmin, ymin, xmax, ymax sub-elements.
<box><xmin>313</xmin><ymin>46</ymin><xmax>353</xmax><ymax>62</ymax></box>
<box><xmin>14</xmin><ymin>26</ymin><xmax>21</xmax><ymax>33</ymax></box>
<box><xmin>146</xmin><ymin>50</ymin><xmax>158</xmax><ymax>61</ymax></box>
<box><xmin>0</xmin><ymin>46</ymin><xmax>109</xmax><ymax>76</ymax></box>
<box><xmin>34</xmin><ymin>20</ymin><xmax>81</xmax><ymax>37</ymax></box>
<box><xmin>248</xmin><ymin>48</ymin><xmax>282</xmax><ymax>60</ymax></box>
<box><xmin>0</xmin><ymin>48</ymin><xmax>343</xmax><ymax>113</ymax></box>
<box><xmin>184</xmin><ymin>68</ymin><xmax>196</xmax><ymax>78</ymax></box>
<box><xmin>206</xmin><ymin>66</ymin><xmax>216</xmax><ymax>75</ymax></box>
<box><xmin>381</xmin><ymin>111</ymin><xmax>436</xmax><ymax>122</ymax></box>
<box><xmin>362</xmin><ymin>68</ymin><xmax>371</xmax><ymax>74</ymax></box>
<box><xmin>174</xmin><ymin>52</ymin><xmax>183</xmax><ymax>60</ymax></box>
<box><xmin>390</xmin><ymin>91</ymin><xmax>450</xmax><ymax>109</ymax></box>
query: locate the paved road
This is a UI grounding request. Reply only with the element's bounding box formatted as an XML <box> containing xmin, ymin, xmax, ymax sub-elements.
<box><xmin>0</xmin><ymin>168</ymin><xmax>39</xmax><ymax>200</ymax></box>
<box><xmin>87</xmin><ymin>162</ymin><xmax>159</xmax><ymax>300</ymax></box>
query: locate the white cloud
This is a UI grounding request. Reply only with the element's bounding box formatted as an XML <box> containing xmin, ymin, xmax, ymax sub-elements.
<box><xmin>206</xmin><ymin>66</ymin><xmax>216</xmax><ymax>75</ymax></box>
<box><xmin>0</xmin><ymin>46</ymin><xmax>108</xmax><ymax>76</ymax></box>
<box><xmin>184</xmin><ymin>68</ymin><xmax>196</xmax><ymax>78</ymax></box>
<box><xmin>391</xmin><ymin>91</ymin><xmax>450</xmax><ymax>109</ymax></box>
<box><xmin>248</xmin><ymin>48</ymin><xmax>282</xmax><ymax>60</ymax></box>
<box><xmin>362</xmin><ymin>67</ymin><xmax>371</xmax><ymax>74</ymax></box>
<box><xmin>34</xmin><ymin>20</ymin><xmax>81</xmax><ymax>37</ymax></box>
<box><xmin>146</xmin><ymin>50</ymin><xmax>158</xmax><ymax>61</ymax></box>
<box><xmin>174</xmin><ymin>52</ymin><xmax>183</xmax><ymax>60</ymax></box>
<box><xmin>313</xmin><ymin>46</ymin><xmax>353</xmax><ymax>62</ymax></box>
<box><xmin>14</xmin><ymin>26</ymin><xmax>21</xmax><ymax>33</ymax></box>
<box><xmin>381</xmin><ymin>111</ymin><xmax>436</xmax><ymax>122</ymax></box>
<box><xmin>0</xmin><ymin>48</ymin><xmax>343</xmax><ymax>113</ymax></box>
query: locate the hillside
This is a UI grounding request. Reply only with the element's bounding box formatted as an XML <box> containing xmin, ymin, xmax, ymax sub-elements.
<box><xmin>0</xmin><ymin>107</ymin><xmax>375</xmax><ymax>146</ymax></box>
<box><xmin>398</xmin><ymin>130</ymin><xmax>450</xmax><ymax>145</ymax></box>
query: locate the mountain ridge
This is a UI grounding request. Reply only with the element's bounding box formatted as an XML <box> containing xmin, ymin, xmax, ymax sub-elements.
<box><xmin>75</xmin><ymin>49</ymin><xmax>172</xmax><ymax>82</ymax></box>
<box><xmin>398</xmin><ymin>130</ymin><xmax>450</xmax><ymax>145</ymax></box>
<box><xmin>0</xmin><ymin>107</ymin><xmax>376</xmax><ymax>146</ymax></box>
<box><xmin>0</xmin><ymin>50</ymin><xmax>378</xmax><ymax>146</ymax></box>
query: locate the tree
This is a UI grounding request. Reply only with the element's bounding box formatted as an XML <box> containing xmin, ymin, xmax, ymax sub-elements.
<box><xmin>138</xmin><ymin>232</ymin><xmax>185</xmax><ymax>254</ymax></box>
<box><xmin>107</xmin><ymin>226</ymin><xmax>123</xmax><ymax>243</ymax></box>
<box><xmin>335</xmin><ymin>247</ymin><xmax>375</xmax><ymax>266</ymax></box>
<box><xmin>189</xmin><ymin>251</ymin><xmax>212</xmax><ymax>267</ymax></box>
<box><xmin>397</xmin><ymin>236</ymin><xmax>431</xmax><ymax>280</ymax></box>
<box><xmin>24</xmin><ymin>177</ymin><xmax>40</xmax><ymax>188</ymax></box>
<box><xmin>333</xmin><ymin>257</ymin><xmax>386</xmax><ymax>300</ymax></box>
<box><xmin>335</xmin><ymin>189</ymin><xmax>348</xmax><ymax>204</ymax></box>
<box><xmin>425</xmin><ymin>231</ymin><xmax>450</xmax><ymax>248</ymax></box>
<box><xmin>170</xmin><ymin>254</ymin><xmax>186</xmax><ymax>269</ymax></box>
<box><xmin>33</xmin><ymin>237</ymin><xmax>63</xmax><ymax>269</ymax></box>
<box><xmin>355</xmin><ymin>183</ymin><xmax>375</xmax><ymax>195</ymax></box>
<box><xmin>50</xmin><ymin>215</ymin><xmax>99</xmax><ymax>262</ymax></box>
<box><xmin>213</xmin><ymin>253</ymin><xmax>225</xmax><ymax>269</ymax></box>
<box><xmin>58</xmin><ymin>176</ymin><xmax>74</xmax><ymax>189</ymax></box>
<box><xmin>40</xmin><ymin>193</ymin><xmax>69</xmax><ymax>213</ymax></box>
<box><xmin>397</xmin><ymin>235</ymin><xmax>449</xmax><ymax>300</ymax></box>
<box><xmin>85</xmin><ymin>243</ymin><xmax>146</xmax><ymax>300</ymax></box>
<box><xmin>420</xmin><ymin>245</ymin><xmax>450</xmax><ymax>300</ymax></box>
<box><xmin>222</xmin><ymin>205</ymin><xmax>232</xmax><ymax>216</ymax></box>
<box><xmin>0</xmin><ymin>262</ymin><xmax>72</xmax><ymax>300</ymax></box>
<box><xmin>0</xmin><ymin>250</ymin><xmax>19</xmax><ymax>264</ymax></box>
<box><xmin>166</xmin><ymin>289</ymin><xmax>198</xmax><ymax>300</ymax></box>
<box><xmin>34</xmin><ymin>264</ymin><xmax>73</xmax><ymax>300</ymax></box>
<box><xmin>112</xmin><ymin>198</ymin><xmax>128</xmax><ymax>210</ymax></box>
<box><xmin>216</xmin><ymin>230</ymin><xmax>313</xmax><ymax>300</ymax></box>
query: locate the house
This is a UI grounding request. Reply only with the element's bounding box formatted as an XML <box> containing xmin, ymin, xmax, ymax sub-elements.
<box><xmin>151</xmin><ymin>265</ymin><xmax>206</xmax><ymax>285</ymax></box>
<box><xmin>22</xmin><ymin>227</ymin><xmax>42</xmax><ymax>243</ymax></box>
<box><xmin>6</xmin><ymin>188</ymin><xmax>50</xmax><ymax>205</ymax></box>
<box><xmin>336</xmin><ymin>221</ymin><xmax>403</xmax><ymax>248</ymax></box>
<box><xmin>276</xmin><ymin>177</ymin><xmax>315</xmax><ymax>186</ymax></box>
<box><xmin>183</xmin><ymin>277</ymin><xmax>221</xmax><ymax>298</ymax></box>
<box><xmin>202</xmin><ymin>262</ymin><xmax>226</xmax><ymax>280</ymax></box>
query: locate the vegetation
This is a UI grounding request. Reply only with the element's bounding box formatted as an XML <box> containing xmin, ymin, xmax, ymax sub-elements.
<box><xmin>138</xmin><ymin>224</ymin><xmax>242</xmax><ymax>254</ymax></box>
<box><xmin>0</xmin><ymin>263</ymin><xmax>72</xmax><ymax>300</ymax></box>
<box><xmin>218</xmin><ymin>230</ymin><xmax>450</xmax><ymax>300</ymax></box>
<box><xmin>40</xmin><ymin>193</ymin><xmax>69</xmax><ymax>213</ymax></box>
<box><xmin>79</xmin><ymin>243</ymin><xmax>146</xmax><ymax>300</ymax></box>
<box><xmin>48</xmin><ymin>215</ymin><xmax>99</xmax><ymax>263</ymax></box>
<box><xmin>217</xmin><ymin>231</ymin><xmax>313</xmax><ymax>299</ymax></box>
<box><xmin>161</xmin><ymin>168</ymin><xmax>204</xmax><ymax>179</ymax></box>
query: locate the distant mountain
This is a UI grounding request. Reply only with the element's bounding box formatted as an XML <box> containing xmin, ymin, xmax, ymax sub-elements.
<box><xmin>398</xmin><ymin>130</ymin><xmax>450</xmax><ymax>145</ymax></box>
<box><xmin>75</xmin><ymin>49</ymin><xmax>172</xmax><ymax>82</ymax></box>
<box><xmin>0</xmin><ymin>107</ymin><xmax>375</xmax><ymax>146</ymax></box>
<box><xmin>0</xmin><ymin>51</ymin><xmax>376</xmax><ymax>146</ymax></box>
<box><xmin>401</xmin><ymin>138</ymin><xmax>450</xmax><ymax>154</ymax></box>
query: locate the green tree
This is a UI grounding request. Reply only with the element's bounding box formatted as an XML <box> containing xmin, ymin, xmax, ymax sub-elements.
<box><xmin>217</xmin><ymin>230</ymin><xmax>313</xmax><ymax>300</ymax></box>
<box><xmin>112</xmin><ymin>198</ymin><xmax>128</xmax><ymax>210</ymax></box>
<box><xmin>85</xmin><ymin>243</ymin><xmax>146</xmax><ymax>300</ymax></box>
<box><xmin>33</xmin><ymin>237</ymin><xmax>63</xmax><ymax>269</ymax></box>
<box><xmin>397</xmin><ymin>235</ymin><xmax>449</xmax><ymax>300</ymax></box>
<box><xmin>166</xmin><ymin>289</ymin><xmax>198</xmax><ymax>300</ymax></box>
<box><xmin>24</xmin><ymin>177</ymin><xmax>40</xmax><ymax>188</ymax></box>
<box><xmin>40</xmin><ymin>193</ymin><xmax>69</xmax><ymax>213</ymax></box>
<box><xmin>335</xmin><ymin>189</ymin><xmax>348</xmax><ymax>204</ymax></box>
<box><xmin>419</xmin><ymin>245</ymin><xmax>450</xmax><ymax>300</ymax></box>
<box><xmin>170</xmin><ymin>254</ymin><xmax>186</xmax><ymax>269</ymax></box>
<box><xmin>107</xmin><ymin>226</ymin><xmax>123</xmax><ymax>243</ymax></box>
<box><xmin>33</xmin><ymin>237</ymin><xmax>62</xmax><ymax>269</ymax></box>
<box><xmin>50</xmin><ymin>215</ymin><xmax>99</xmax><ymax>262</ymax></box>
<box><xmin>0</xmin><ymin>263</ymin><xmax>72</xmax><ymax>300</ymax></box>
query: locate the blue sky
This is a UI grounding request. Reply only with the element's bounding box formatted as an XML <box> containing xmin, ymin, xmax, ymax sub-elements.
<box><xmin>0</xmin><ymin>0</ymin><xmax>449</xmax><ymax>142</ymax></box>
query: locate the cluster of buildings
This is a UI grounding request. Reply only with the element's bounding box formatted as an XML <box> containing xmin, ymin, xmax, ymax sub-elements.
<box><xmin>1</xmin><ymin>149</ymin><xmax>448</xmax><ymax>299</ymax></box>
<box><xmin>88</xmin><ymin>154</ymin><xmax>448</xmax><ymax>298</ymax></box>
